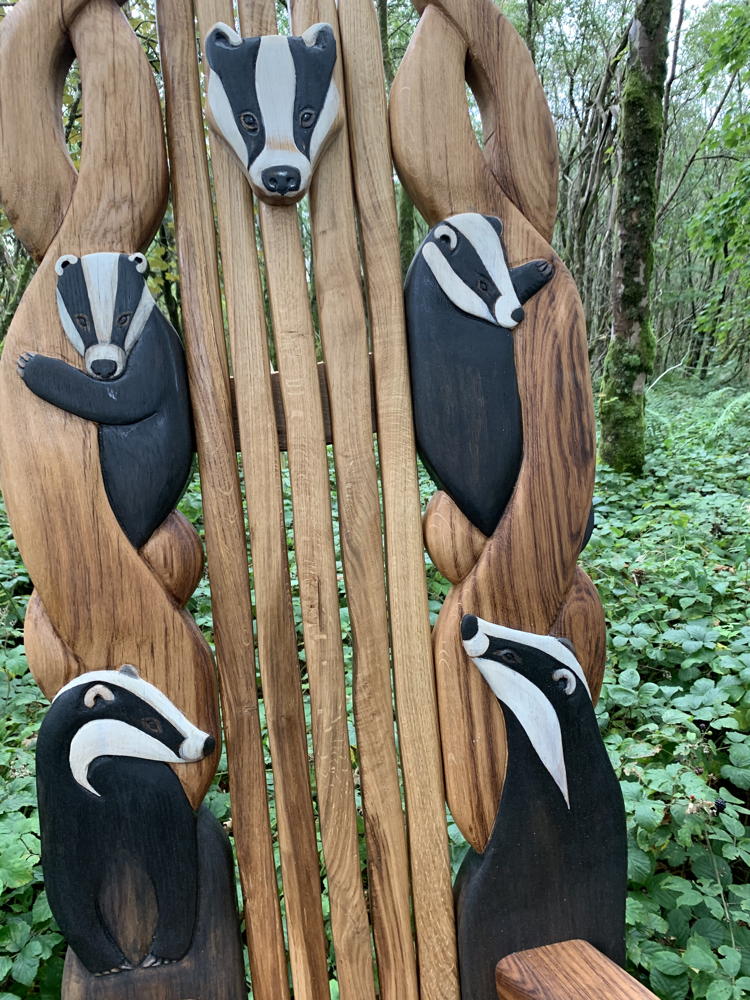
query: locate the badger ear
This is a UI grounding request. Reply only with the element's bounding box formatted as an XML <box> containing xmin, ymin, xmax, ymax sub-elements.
<box><xmin>206</xmin><ymin>21</ymin><xmax>242</xmax><ymax>66</ymax></box>
<box><xmin>84</xmin><ymin>684</ymin><xmax>115</xmax><ymax>708</ymax></box>
<box><xmin>301</xmin><ymin>22</ymin><xmax>335</xmax><ymax>49</ymax></box>
<box><xmin>484</xmin><ymin>216</ymin><xmax>504</xmax><ymax>241</ymax></box>
<box><xmin>552</xmin><ymin>636</ymin><xmax>577</xmax><ymax>657</ymax></box>
<box><xmin>433</xmin><ymin>223</ymin><xmax>458</xmax><ymax>251</ymax></box>
<box><xmin>127</xmin><ymin>253</ymin><xmax>148</xmax><ymax>275</ymax></box>
<box><xmin>118</xmin><ymin>664</ymin><xmax>140</xmax><ymax>678</ymax></box>
<box><xmin>55</xmin><ymin>254</ymin><xmax>79</xmax><ymax>276</ymax></box>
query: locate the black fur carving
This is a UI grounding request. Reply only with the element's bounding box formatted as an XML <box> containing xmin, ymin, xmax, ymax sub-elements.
<box><xmin>36</xmin><ymin>668</ymin><xmax>215</xmax><ymax>976</ymax></box>
<box><xmin>17</xmin><ymin>253</ymin><xmax>193</xmax><ymax>549</ymax></box>
<box><xmin>405</xmin><ymin>213</ymin><xmax>554</xmax><ymax>537</ymax></box>
<box><xmin>455</xmin><ymin>616</ymin><xmax>626</xmax><ymax>999</ymax></box>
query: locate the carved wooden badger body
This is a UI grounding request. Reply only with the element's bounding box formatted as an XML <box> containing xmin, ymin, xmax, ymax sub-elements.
<box><xmin>17</xmin><ymin>253</ymin><xmax>193</xmax><ymax>548</ymax></box>
<box><xmin>404</xmin><ymin>213</ymin><xmax>554</xmax><ymax>536</ymax></box>
<box><xmin>36</xmin><ymin>667</ymin><xmax>215</xmax><ymax>976</ymax></box>
<box><xmin>456</xmin><ymin>616</ymin><xmax>627</xmax><ymax>999</ymax></box>
<box><xmin>205</xmin><ymin>20</ymin><xmax>340</xmax><ymax>204</ymax></box>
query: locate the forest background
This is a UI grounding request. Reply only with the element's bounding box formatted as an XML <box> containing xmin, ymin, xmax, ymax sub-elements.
<box><xmin>0</xmin><ymin>0</ymin><xmax>748</xmax><ymax>998</ymax></box>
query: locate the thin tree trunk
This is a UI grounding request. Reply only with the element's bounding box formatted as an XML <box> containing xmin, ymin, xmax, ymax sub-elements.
<box><xmin>599</xmin><ymin>0</ymin><xmax>671</xmax><ymax>474</ymax></box>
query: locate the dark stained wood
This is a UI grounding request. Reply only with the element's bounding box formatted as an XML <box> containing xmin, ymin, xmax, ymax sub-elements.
<box><xmin>496</xmin><ymin>941</ymin><xmax>660</xmax><ymax>1000</ymax></box>
<box><xmin>455</xmin><ymin>616</ymin><xmax>626</xmax><ymax>999</ymax></box>
<box><xmin>62</xmin><ymin>807</ymin><xmax>246</xmax><ymax>999</ymax></box>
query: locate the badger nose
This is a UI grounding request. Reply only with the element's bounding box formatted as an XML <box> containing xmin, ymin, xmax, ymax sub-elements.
<box><xmin>511</xmin><ymin>307</ymin><xmax>525</xmax><ymax>324</ymax></box>
<box><xmin>261</xmin><ymin>166</ymin><xmax>301</xmax><ymax>196</ymax></box>
<box><xmin>461</xmin><ymin>614</ymin><xmax>479</xmax><ymax>641</ymax></box>
<box><xmin>91</xmin><ymin>358</ymin><xmax>117</xmax><ymax>379</ymax></box>
<box><xmin>203</xmin><ymin>735</ymin><xmax>216</xmax><ymax>757</ymax></box>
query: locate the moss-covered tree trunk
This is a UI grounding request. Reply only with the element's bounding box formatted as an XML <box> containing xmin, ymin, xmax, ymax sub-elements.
<box><xmin>599</xmin><ymin>0</ymin><xmax>671</xmax><ymax>474</ymax></box>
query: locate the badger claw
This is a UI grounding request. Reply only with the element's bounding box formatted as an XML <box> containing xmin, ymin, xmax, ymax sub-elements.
<box><xmin>16</xmin><ymin>351</ymin><xmax>36</xmax><ymax>377</ymax></box>
<box><xmin>141</xmin><ymin>953</ymin><xmax>176</xmax><ymax>968</ymax></box>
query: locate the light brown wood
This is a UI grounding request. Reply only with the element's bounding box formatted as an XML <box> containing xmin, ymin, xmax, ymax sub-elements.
<box><xmin>411</xmin><ymin>0</ymin><xmax>558</xmax><ymax>241</ymax></box>
<box><xmin>289</xmin><ymin>1</ymin><xmax>420</xmax><ymax>997</ymax></box>
<box><xmin>424</xmin><ymin>491</ymin><xmax>488</xmax><ymax>585</ymax></box>
<box><xmin>496</xmin><ymin>940</ymin><xmax>660</xmax><ymax>1000</ymax></box>
<box><xmin>140</xmin><ymin>512</ymin><xmax>205</xmax><ymax>608</ymax></box>
<box><xmin>337</xmin><ymin>1</ymin><xmax>460</xmax><ymax>997</ymax></box>
<box><xmin>194</xmin><ymin>0</ymin><xmax>331</xmax><ymax>996</ymax></box>
<box><xmin>552</xmin><ymin>568</ymin><xmax>607</xmax><ymax>704</ymax></box>
<box><xmin>391</xmin><ymin>2</ymin><xmax>599</xmax><ymax>852</ymax></box>
<box><xmin>155</xmin><ymin>1</ymin><xmax>289</xmax><ymax>996</ymax></box>
<box><xmin>0</xmin><ymin>0</ymin><xmax>216</xmax><ymax>808</ymax></box>
<box><xmin>234</xmin><ymin>4</ymin><xmax>378</xmax><ymax>997</ymax></box>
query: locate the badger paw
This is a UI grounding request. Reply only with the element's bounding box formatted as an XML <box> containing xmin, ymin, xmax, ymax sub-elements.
<box><xmin>536</xmin><ymin>260</ymin><xmax>554</xmax><ymax>278</ymax></box>
<box><xmin>93</xmin><ymin>961</ymin><xmax>132</xmax><ymax>977</ymax></box>
<box><xmin>141</xmin><ymin>953</ymin><xmax>177</xmax><ymax>969</ymax></box>
<box><xmin>16</xmin><ymin>351</ymin><xmax>37</xmax><ymax>378</ymax></box>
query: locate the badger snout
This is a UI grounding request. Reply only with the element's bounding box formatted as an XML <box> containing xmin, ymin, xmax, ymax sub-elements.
<box><xmin>494</xmin><ymin>300</ymin><xmax>525</xmax><ymax>328</ymax></box>
<box><xmin>90</xmin><ymin>359</ymin><xmax>117</xmax><ymax>379</ymax></box>
<box><xmin>461</xmin><ymin>614</ymin><xmax>490</xmax><ymax>657</ymax></box>
<box><xmin>84</xmin><ymin>344</ymin><xmax>126</xmax><ymax>380</ymax></box>
<box><xmin>261</xmin><ymin>165</ymin><xmax>301</xmax><ymax>197</ymax></box>
<box><xmin>179</xmin><ymin>730</ymin><xmax>216</xmax><ymax>762</ymax></box>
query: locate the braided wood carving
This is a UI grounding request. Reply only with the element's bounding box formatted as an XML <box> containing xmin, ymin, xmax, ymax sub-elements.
<box><xmin>390</xmin><ymin>0</ymin><xmax>607</xmax><ymax>853</ymax></box>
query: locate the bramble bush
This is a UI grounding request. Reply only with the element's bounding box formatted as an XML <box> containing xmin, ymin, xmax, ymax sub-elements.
<box><xmin>0</xmin><ymin>380</ymin><xmax>748</xmax><ymax>998</ymax></box>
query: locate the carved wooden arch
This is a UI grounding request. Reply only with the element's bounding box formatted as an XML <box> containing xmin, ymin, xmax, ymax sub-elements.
<box><xmin>0</xmin><ymin>0</ymin><xmax>215</xmax><ymax>806</ymax></box>
<box><xmin>390</xmin><ymin>0</ymin><xmax>606</xmax><ymax>851</ymax></box>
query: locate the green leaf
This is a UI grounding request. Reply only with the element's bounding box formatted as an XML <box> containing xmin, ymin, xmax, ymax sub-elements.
<box><xmin>684</xmin><ymin>935</ymin><xmax>719</xmax><ymax>973</ymax></box>
<box><xmin>705</xmin><ymin>982</ymin><xmax>732</xmax><ymax>1000</ymax></box>
<box><xmin>649</xmin><ymin>968</ymin><xmax>689</xmax><ymax>1000</ymax></box>
<box><xmin>651</xmin><ymin>950</ymin><xmax>686</xmax><ymax>976</ymax></box>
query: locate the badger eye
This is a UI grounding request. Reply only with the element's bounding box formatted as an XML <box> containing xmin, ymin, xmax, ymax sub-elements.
<box><xmin>299</xmin><ymin>108</ymin><xmax>316</xmax><ymax>128</ymax></box>
<box><xmin>116</xmin><ymin>313</ymin><xmax>131</xmax><ymax>327</ymax></box>
<box><xmin>141</xmin><ymin>717</ymin><xmax>163</xmax><ymax>735</ymax></box>
<box><xmin>240</xmin><ymin>111</ymin><xmax>259</xmax><ymax>134</ymax></box>
<box><xmin>478</xmin><ymin>278</ymin><xmax>489</xmax><ymax>293</ymax></box>
<box><xmin>75</xmin><ymin>314</ymin><xmax>89</xmax><ymax>329</ymax></box>
<box><xmin>552</xmin><ymin>668</ymin><xmax>577</xmax><ymax>695</ymax></box>
<box><xmin>498</xmin><ymin>648</ymin><xmax>522</xmax><ymax>666</ymax></box>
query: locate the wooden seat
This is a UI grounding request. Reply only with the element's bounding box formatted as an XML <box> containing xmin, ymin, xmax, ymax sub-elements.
<box><xmin>0</xmin><ymin>0</ymin><xmax>653</xmax><ymax>997</ymax></box>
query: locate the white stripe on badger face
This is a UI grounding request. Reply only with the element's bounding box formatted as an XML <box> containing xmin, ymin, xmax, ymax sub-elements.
<box><xmin>207</xmin><ymin>69</ymin><xmax>248</xmax><ymax>166</ymax></box>
<box><xmin>69</xmin><ymin>719</ymin><xmax>187</xmax><ymax>796</ymax></box>
<box><xmin>249</xmin><ymin>36</ymin><xmax>311</xmax><ymax>191</ymax></box>
<box><xmin>422</xmin><ymin>241</ymin><xmax>496</xmax><ymax>325</ymax></box>
<box><xmin>470</xmin><ymin>657</ymin><xmax>570</xmax><ymax>807</ymax></box>
<box><xmin>57</xmin><ymin>669</ymin><xmax>211</xmax><ymax>769</ymax></box>
<box><xmin>80</xmin><ymin>253</ymin><xmax>120</xmax><ymax>345</ymax></box>
<box><xmin>55</xmin><ymin>290</ymin><xmax>86</xmax><ymax>356</ymax></box>
<box><xmin>447</xmin><ymin>214</ymin><xmax>524</xmax><ymax>328</ymax></box>
<box><xmin>308</xmin><ymin>79</ymin><xmax>339</xmax><ymax>165</ymax></box>
<box><xmin>462</xmin><ymin>617</ymin><xmax>594</xmax><ymax>809</ymax></box>
<box><xmin>84</xmin><ymin>342</ymin><xmax>126</xmax><ymax>378</ymax></box>
<box><xmin>124</xmin><ymin>282</ymin><xmax>156</xmax><ymax>353</ymax></box>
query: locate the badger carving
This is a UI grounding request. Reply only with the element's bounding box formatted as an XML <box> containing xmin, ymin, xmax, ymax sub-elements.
<box><xmin>205</xmin><ymin>21</ymin><xmax>341</xmax><ymax>204</ymax></box>
<box><xmin>455</xmin><ymin>615</ymin><xmax>626</xmax><ymax>999</ymax></box>
<box><xmin>36</xmin><ymin>666</ymin><xmax>215</xmax><ymax>976</ymax></box>
<box><xmin>405</xmin><ymin>213</ymin><xmax>555</xmax><ymax>537</ymax></box>
<box><xmin>17</xmin><ymin>252</ymin><xmax>193</xmax><ymax>549</ymax></box>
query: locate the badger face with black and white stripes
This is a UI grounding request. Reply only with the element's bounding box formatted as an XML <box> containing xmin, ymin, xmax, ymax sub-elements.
<box><xmin>417</xmin><ymin>213</ymin><xmax>554</xmax><ymax>329</ymax></box>
<box><xmin>205</xmin><ymin>22</ymin><xmax>341</xmax><ymax>205</ymax></box>
<box><xmin>54</xmin><ymin>252</ymin><xmax>154</xmax><ymax>380</ymax></box>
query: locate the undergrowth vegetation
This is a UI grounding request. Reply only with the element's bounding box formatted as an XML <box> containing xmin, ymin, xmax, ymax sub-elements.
<box><xmin>0</xmin><ymin>380</ymin><xmax>748</xmax><ymax>998</ymax></box>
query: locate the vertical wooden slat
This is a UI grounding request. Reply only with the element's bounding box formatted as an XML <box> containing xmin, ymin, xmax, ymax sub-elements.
<box><xmin>335</xmin><ymin>1</ymin><xmax>460</xmax><ymax>998</ymax></box>
<box><xmin>288</xmin><ymin>0</ymin><xmax>420</xmax><ymax>997</ymax></box>
<box><xmin>193</xmin><ymin>2</ymin><xmax>331</xmax><ymax>997</ymax></box>
<box><xmin>155</xmin><ymin>2</ymin><xmax>289</xmax><ymax>997</ymax></box>
<box><xmin>235</xmin><ymin>4</ymin><xmax>378</xmax><ymax>998</ymax></box>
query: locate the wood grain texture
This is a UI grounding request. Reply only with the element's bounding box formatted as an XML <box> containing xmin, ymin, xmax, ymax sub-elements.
<box><xmin>62</xmin><ymin>808</ymin><xmax>246</xmax><ymax>999</ymax></box>
<box><xmin>0</xmin><ymin>0</ymin><xmax>216</xmax><ymax>808</ymax></box>
<box><xmin>337</xmin><ymin>0</ymin><xmax>459</xmax><ymax>996</ymax></box>
<box><xmin>233</xmin><ymin>3</ymin><xmax>378</xmax><ymax>997</ymax></box>
<box><xmin>195</xmin><ymin>1</ymin><xmax>330</xmax><ymax>997</ymax></box>
<box><xmin>391</xmin><ymin>2</ymin><xmax>599</xmax><ymax>851</ymax></box>
<box><xmin>289</xmin><ymin>2</ymin><xmax>419</xmax><ymax>997</ymax></box>
<box><xmin>496</xmin><ymin>940</ymin><xmax>660</xmax><ymax>1000</ymax></box>
<box><xmin>410</xmin><ymin>0</ymin><xmax>558</xmax><ymax>241</ymax></box>
<box><xmin>140</xmin><ymin>512</ymin><xmax>204</xmax><ymax>608</ymax></box>
<box><xmin>424</xmin><ymin>492</ymin><xmax>488</xmax><ymax>585</ymax></box>
<box><xmin>551</xmin><ymin>568</ymin><xmax>606</xmax><ymax>704</ymax></box>
<box><xmin>156</xmin><ymin>1</ymin><xmax>289</xmax><ymax>996</ymax></box>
